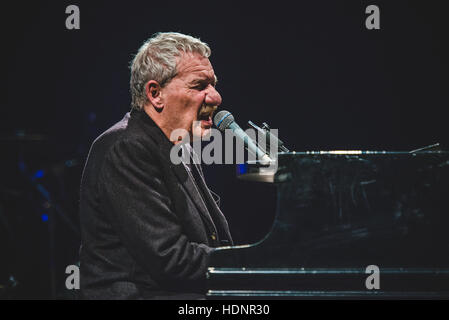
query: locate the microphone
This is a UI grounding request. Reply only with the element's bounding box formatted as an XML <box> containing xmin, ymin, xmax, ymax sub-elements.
<box><xmin>213</xmin><ymin>110</ymin><xmax>273</xmax><ymax>164</ymax></box>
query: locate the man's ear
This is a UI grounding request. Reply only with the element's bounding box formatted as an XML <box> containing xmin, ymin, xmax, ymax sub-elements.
<box><xmin>145</xmin><ymin>80</ymin><xmax>164</xmax><ymax>111</ymax></box>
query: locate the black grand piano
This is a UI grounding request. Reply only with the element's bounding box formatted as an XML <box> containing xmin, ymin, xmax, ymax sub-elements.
<box><xmin>206</xmin><ymin>150</ymin><xmax>449</xmax><ymax>299</ymax></box>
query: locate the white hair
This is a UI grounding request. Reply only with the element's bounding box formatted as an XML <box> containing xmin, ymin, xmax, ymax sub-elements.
<box><xmin>130</xmin><ymin>32</ymin><xmax>211</xmax><ymax>110</ymax></box>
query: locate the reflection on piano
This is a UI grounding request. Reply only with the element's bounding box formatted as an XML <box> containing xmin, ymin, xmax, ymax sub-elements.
<box><xmin>207</xmin><ymin>151</ymin><xmax>449</xmax><ymax>299</ymax></box>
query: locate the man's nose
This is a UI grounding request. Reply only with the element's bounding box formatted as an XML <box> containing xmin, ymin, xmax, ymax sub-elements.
<box><xmin>205</xmin><ymin>85</ymin><xmax>222</xmax><ymax>106</ymax></box>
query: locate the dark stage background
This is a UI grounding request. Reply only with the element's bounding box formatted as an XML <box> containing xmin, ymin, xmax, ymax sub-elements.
<box><xmin>1</xmin><ymin>0</ymin><xmax>448</xmax><ymax>298</ymax></box>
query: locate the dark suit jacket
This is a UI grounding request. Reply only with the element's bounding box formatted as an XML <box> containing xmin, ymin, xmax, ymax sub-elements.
<box><xmin>79</xmin><ymin>109</ymin><xmax>233</xmax><ymax>299</ymax></box>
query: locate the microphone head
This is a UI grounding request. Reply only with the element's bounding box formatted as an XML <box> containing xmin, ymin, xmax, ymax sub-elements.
<box><xmin>213</xmin><ymin>110</ymin><xmax>235</xmax><ymax>131</ymax></box>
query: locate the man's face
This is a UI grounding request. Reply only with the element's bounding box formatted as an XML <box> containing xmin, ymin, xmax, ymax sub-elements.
<box><xmin>160</xmin><ymin>52</ymin><xmax>222</xmax><ymax>141</ymax></box>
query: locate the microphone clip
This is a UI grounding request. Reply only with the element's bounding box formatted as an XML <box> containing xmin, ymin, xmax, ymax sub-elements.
<box><xmin>247</xmin><ymin>121</ymin><xmax>290</xmax><ymax>154</ymax></box>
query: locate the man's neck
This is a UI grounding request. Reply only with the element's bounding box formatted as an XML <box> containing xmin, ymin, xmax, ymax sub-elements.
<box><xmin>143</xmin><ymin>104</ymin><xmax>181</xmax><ymax>144</ymax></box>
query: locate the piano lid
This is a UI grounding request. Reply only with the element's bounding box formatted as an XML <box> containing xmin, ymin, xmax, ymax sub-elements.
<box><xmin>236</xmin><ymin>150</ymin><xmax>449</xmax><ymax>183</ymax></box>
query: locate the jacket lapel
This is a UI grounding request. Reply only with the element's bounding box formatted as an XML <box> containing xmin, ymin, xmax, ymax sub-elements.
<box><xmin>160</xmin><ymin>140</ymin><xmax>217</xmax><ymax>236</ymax></box>
<box><xmin>132</xmin><ymin>109</ymin><xmax>227</xmax><ymax>241</ymax></box>
<box><xmin>171</xmin><ymin>162</ymin><xmax>218</xmax><ymax>235</ymax></box>
<box><xmin>187</xmin><ymin>144</ymin><xmax>233</xmax><ymax>244</ymax></box>
<box><xmin>190</xmin><ymin>161</ymin><xmax>233</xmax><ymax>244</ymax></box>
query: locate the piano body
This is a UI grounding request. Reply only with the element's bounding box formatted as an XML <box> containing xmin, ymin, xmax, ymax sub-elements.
<box><xmin>207</xmin><ymin>151</ymin><xmax>449</xmax><ymax>299</ymax></box>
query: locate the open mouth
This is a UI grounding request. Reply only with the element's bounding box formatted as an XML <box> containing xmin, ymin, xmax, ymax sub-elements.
<box><xmin>197</xmin><ymin>105</ymin><xmax>217</xmax><ymax>127</ymax></box>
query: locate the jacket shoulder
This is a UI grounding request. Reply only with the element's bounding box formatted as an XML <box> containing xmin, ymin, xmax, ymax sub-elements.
<box><xmin>80</xmin><ymin>112</ymin><xmax>161</xmax><ymax>193</ymax></box>
<box><xmin>90</xmin><ymin>112</ymin><xmax>162</xmax><ymax>163</ymax></box>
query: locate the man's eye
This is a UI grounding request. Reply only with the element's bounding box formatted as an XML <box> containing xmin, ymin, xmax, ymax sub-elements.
<box><xmin>194</xmin><ymin>84</ymin><xmax>207</xmax><ymax>90</ymax></box>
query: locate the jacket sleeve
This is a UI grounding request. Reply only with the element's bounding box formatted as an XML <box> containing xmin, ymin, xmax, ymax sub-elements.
<box><xmin>98</xmin><ymin>137</ymin><xmax>213</xmax><ymax>288</ymax></box>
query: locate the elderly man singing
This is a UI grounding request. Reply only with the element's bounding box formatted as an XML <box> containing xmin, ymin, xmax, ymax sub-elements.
<box><xmin>79</xmin><ymin>32</ymin><xmax>233</xmax><ymax>300</ymax></box>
